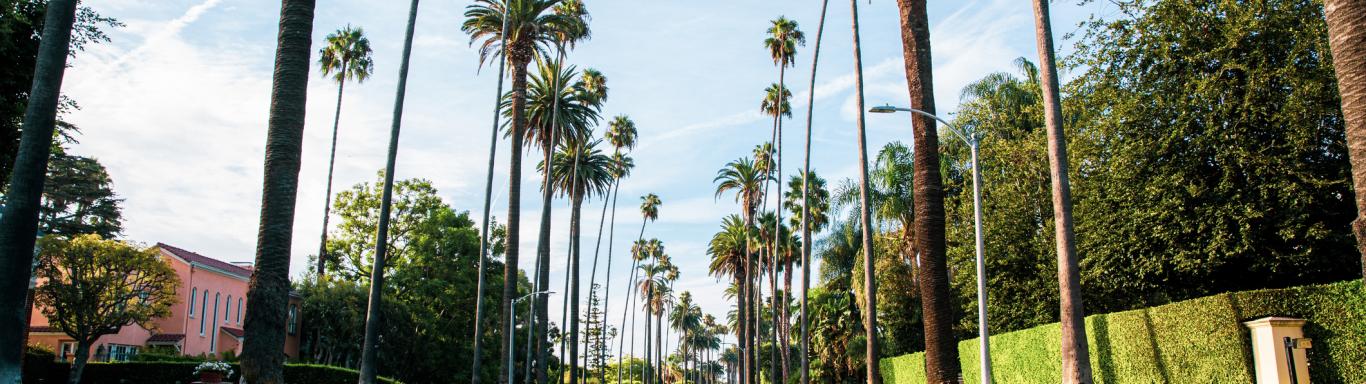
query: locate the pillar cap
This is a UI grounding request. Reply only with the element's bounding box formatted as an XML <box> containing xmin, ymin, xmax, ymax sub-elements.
<box><xmin>1243</xmin><ymin>316</ymin><xmax>1306</xmax><ymax>328</ymax></box>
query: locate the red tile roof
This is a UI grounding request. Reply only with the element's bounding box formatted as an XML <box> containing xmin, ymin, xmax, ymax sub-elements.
<box><xmin>156</xmin><ymin>243</ymin><xmax>253</xmax><ymax>279</ymax></box>
<box><xmin>147</xmin><ymin>333</ymin><xmax>185</xmax><ymax>343</ymax></box>
<box><xmin>220</xmin><ymin>327</ymin><xmax>245</xmax><ymax>338</ymax></box>
<box><xmin>29</xmin><ymin>326</ymin><xmax>59</xmax><ymax>333</ymax></box>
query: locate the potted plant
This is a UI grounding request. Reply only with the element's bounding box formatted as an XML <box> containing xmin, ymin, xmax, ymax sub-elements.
<box><xmin>193</xmin><ymin>361</ymin><xmax>233</xmax><ymax>383</ymax></box>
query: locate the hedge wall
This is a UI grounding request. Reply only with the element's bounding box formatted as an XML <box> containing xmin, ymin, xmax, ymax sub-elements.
<box><xmin>22</xmin><ymin>361</ymin><xmax>403</xmax><ymax>384</ymax></box>
<box><xmin>881</xmin><ymin>280</ymin><xmax>1364</xmax><ymax>383</ymax></box>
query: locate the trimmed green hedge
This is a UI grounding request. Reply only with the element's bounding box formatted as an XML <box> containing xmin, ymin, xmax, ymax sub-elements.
<box><xmin>22</xmin><ymin>361</ymin><xmax>402</xmax><ymax>384</ymax></box>
<box><xmin>881</xmin><ymin>280</ymin><xmax>1365</xmax><ymax>383</ymax></box>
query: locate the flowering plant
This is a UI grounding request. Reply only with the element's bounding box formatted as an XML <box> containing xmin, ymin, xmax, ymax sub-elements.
<box><xmin>193</xmin><ymin>361</ymin><xmax>233</xmax><ymax>376</ymax></box>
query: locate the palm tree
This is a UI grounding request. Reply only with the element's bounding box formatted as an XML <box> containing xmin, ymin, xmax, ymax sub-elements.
<box><xmin>890</xmin><ymin>0</ymin><xmax>957</xmax><ymax>381</ymax></box>
<box><xmin>707</xmin><ymin>215</ymin><xmax>748</xmax><ymax>384</ymax></box>
<box><xmin>545</xmin><ymin>138</ymin><xmax>613</xmax><ymax>384</ymax></box>
<box><xmin>314</xmin><ymin>25</ymin><xmax>374</xmax><ymax>275</ymax></box>
<box><xmin>463</xmin><ymin>2</ymin><xmax>580</xmax><ymax>378</ymax></box>
<box><xmin>618</xmin><ymin>197</ymin><xmax>659</xmax><ymax>384</ymax></box>
<box><xmin>832</xmin><ymin>143</ymin><xmax>914</xmax><ymax>265</ymax></box>
<box><xmin>796</xmin><ymin>3</ymin><xmax>830</xmax><ymax>382</ymax></box>
<box><xmin>0</xmin><ymin>0</ymin><xmax>78</xmax><ymax>380</ymax></box>
<box><xmin>714</xmin><ymin>157</ymin><xmax>767</xmax><ymax>383</ymax></box>
<box><xmin>598</xmin><ymin>115</ymin><xmax>637</xmax><ymax>382</ymax></box>
<box><xmin>764</xmin><ymin>18</ymin><xmax>802</xmax><ymax>380</ymax></box>
<box><xmin>357</xmin><ymin>1</ymin><xmax>422</xmax><ymax>383</ymax></box>
<box><xmin>470</xmin><ymin>5</ymin><xmax>513</xmax><ymax>383</ymax></box>
<box><xmin>1030</xmin><ymin>1</ymin><xmax>1092</xmax><ymax>382</ymax></box>
<box><xmin>848</xmin><ymin>0</ymin><xmax>881</xmax><ymax>382</ymax></box>
<box><xmin>1324</xmin><ymin>2</ymin><xmax>1366</xmax><ymax>282</ymax></box>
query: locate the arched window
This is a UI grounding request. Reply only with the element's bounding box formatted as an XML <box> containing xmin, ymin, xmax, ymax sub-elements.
<box><xmin>212</xmin><ymin>293</ymin><xmax>220</xmax><ymax>347</ymax></box>
<box><xmin>199</xmin><ymin>292</ymin><xmax>208</xmax><ymax>335</ymax></box>
<box><xmin>236</xmin><ymin>298</ymin><xmax>242</xmax><ymax>324</ymax></box>
<box><xmin>287</xmin><ymin>305</ymin><xmax>298</xmax><ymax>335</ymax></box>
<box><xmin>224</xmin><ymin>295</ymin><xmax>231</xmax><ymax>322</ymax></box>
<box><xmin>189</xmin><ymin>288</ymin><xmax>197</xmax><ymax>317</ymax></box>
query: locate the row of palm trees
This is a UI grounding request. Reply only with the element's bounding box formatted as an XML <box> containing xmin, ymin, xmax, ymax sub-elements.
<box><xmin>4</xmin><ymin>1</ymin><xmax>1366</xmax><ymax>384</ymax></box>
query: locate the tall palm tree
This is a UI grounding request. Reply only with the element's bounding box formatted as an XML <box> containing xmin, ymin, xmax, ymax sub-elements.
<box><xmin>1324</xmin><ymin>1</ymin><xmax>1366</xmax><ymax>282</ymax></box>
<box><xmin>470</xmin><ymin>6</ymin><xmax>513</xmax><ymax>384</ymax></box>
<box><xmin>0</xmin><ymin>0</ymin><xmax>78</xmax><ymax>380</ymax></box>
<box><xmin>1030</xmin><ymin>1</ymin><xmax>1092</xmax><ymax>382</ymax></box>
<box><xmin>891</xmin><ymin>0</ymin><xmax>956</xmax><ymax>381</ymax></box>
<box><xmin>763</xmin><ymin>18</ymin><xmax>802</xmax><ymax>380</ymax></box>
<box><xmin>463</xmin><ymin>2</ymin><xmax>579</xmax><ymax>379</ymax></box>
<box><xmin>545</xmin><ymin>138</ymin><xmax>613</xmax><ymax>384</ymax></box>
<box><xmin>848</xmin><ymin>0</ymin><xmax>881</xmax><ymax>382</ymax></box>
<box><xmin>796</xmin><ymin>3</ymin><xmax>829</xmax><ymax>382</ymax></box>
<box><xmin>594</xmin><ymin>115</ymin><xmax>636</xmax><ymax>382</ymax></box>
<box><xmin>314</xmin><ymin>25</ymin><xmax>374</xmax><ymax>275</ymax></box>
<box><xmin>706</xmin><ymin>215</ymin><xmax>748</xmax><ymax>384</ymax></box>
<box><xmin>832</xmin><ymin>143</ymin><xmax>915</xmax><ymax>265</ymax></box>
<box><xmin>714</xmin><ymin>157</ymin><xmax>767</xmax><ymax>384</ymax></box>
<box><xmin>637</xmin><ymin>252</ymin><xmax>664</xmax><ymax>383</ymax></box>
<box><xmin>357</xmin><ymin>1</ymin><xmax>422</xmax><ymax>383</ymax></box>
<box><xmin>618</xmin><ymin>196</ymin><xmax>659</xmax><ymax>384</ymax></box>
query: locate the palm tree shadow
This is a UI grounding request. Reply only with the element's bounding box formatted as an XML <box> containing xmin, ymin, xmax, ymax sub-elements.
<box><xmin>1142</xmin><ymin>309</ymin><xmax>1171</xmax><ymax>383</ymax></box>
<box><xmin>1093</xmin><ymin>314</ymin><xmax>1116</xmax><ymax>383</ymax></box>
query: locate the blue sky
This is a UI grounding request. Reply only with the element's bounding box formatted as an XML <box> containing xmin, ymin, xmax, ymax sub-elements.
<box><xmin>63</xmin><ymin>0</ymin><xmax>1107</xmax><ymax>356</ymax></box>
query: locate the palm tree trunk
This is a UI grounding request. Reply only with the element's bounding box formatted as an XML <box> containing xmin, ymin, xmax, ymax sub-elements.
<box><xmin>599</xmin><ymin>178</ymin><xmax>622</xmax><ymax>383</ymax></box>
<box><xmin>536</xmin><ymin>47</ymin><xmax>569</xmax><ymax>384</ymax></box>
<box><xmin>644</xmin><ymin>286</ymin><xmax>653</xmax><ymax>384</ymax></box>
<box><xmin>237</xmin><ymin>1</ymin><xmax>315</xmax><ymax>383</ymax></box>
<box><xmin>800</xmin><ymin>3</ymin><xmax>829</xmax><ymax>383</ymax></box>
<box><xmin>471</xmin><ymin>19</ymin><xmax>511</xmax><ymax>384</ymax></box>
<box><xmin>584</xmin><ymin>191</ymin><xmax>612</xmax><ymax>383</ymax></box>
<box><xmin>893</xmin><ymin>1</ymin><xmax>958</xmax><ymax>383</ymax></box>
<box><xmin>358</xmin><ymin>1</ymin><xmax>420</xmax><ymax>383</ymax></box>
<box><xmin>316</xmin><ymin>75</ymin><xmax>346</xmax><ymax>276</ymax></box>
<box><xmin>848</xmin><ymin>1</ymin><xmax>882</xmax><ymax>383</ymax></box>
<box><xmin>500</xmin><ymin>51</ymin><xmax>531</xmax><ymax>384</ymax></box>
<box><xmin>1031</xmin><ymin>1</ymin><xmax>1092</xmax><ymax>382</ymax></box>
<box><xmin>768</xmin><ymin>250</ymin><xmax>779</xmax><ymax>384</ymax></box>
<box><xmin>569</xmin><ymin>193</ymin><xmax>585</xmax><ymax>384</ymax></box>
<box><xmin>618</xmin><ymin>255</ymin><xmax>640</xmax><ymax>384</ymax></box>
<box><xmin>1325</xmin><ymin>0</ymin><xmax>1366</xmax><ymax>283</ymax></box>
<box><xmin>0</xmin><ymin>0</ymin><xmax>77</xmax><ymax>379</ymax></box>
<box><xmin>774</xmin><ymin>60</ymin><xmax>790</xmax><ymax>384</ymax></box>
<box><xmin>655</xmin><ymin>310</ymin><xmax>663</xmax><ymax>384</ymax></box>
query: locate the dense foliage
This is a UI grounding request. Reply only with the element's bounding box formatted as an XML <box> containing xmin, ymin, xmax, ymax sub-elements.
<box><xmin>20</xmin><ymin>361</ymin><xmax>402</xmax><ymax>384</ymax></box>
<box><xmin>299</xmin><ymin>176</ymin><xmax>528</xmax><ymax>384</ymax></box>
<box><xmin>937</xmin><ymin>0</ymin><xmax>1360</xmax><ymax>339</ymax></box>
<box><xmin>881</xmin><ymin>280</ymin><xmax>1365</xmax><ymax>383</ymax></box>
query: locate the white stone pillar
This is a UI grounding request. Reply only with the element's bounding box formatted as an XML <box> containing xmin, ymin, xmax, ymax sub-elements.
<box><xmin>1243</xmin><ymin>316</ymin><xmax>1310</xmax><ymax>384</ymax></box>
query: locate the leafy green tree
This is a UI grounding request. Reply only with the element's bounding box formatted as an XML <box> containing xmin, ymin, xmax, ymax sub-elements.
<box><xmin>39</xmin><ymin>154</ymin><xmax>122</xmax><ymax>238</ymax></box>
<box><xmin>34</xmin><ymin>235</ymin><xmax>178</xmax><ymax>384</ymax></box>
<box><xmin>0</xmin><ymin>0</ymin><xmax>81</xmax><ymax>380</ymax></box>
<box><xmin>314</xmin><ymin>24</ymin><xmax>374</xmax><ymax>275</ymax></box>
<box><xmin>306</xmin><ymin>176</ymin><xmax>526</xmax><ymax>383</ymax></box>
<box><xmin>0</xmin><ymin>0</ymin><xmax>117</xmax><ymax>184</ymax></box>
<box><xmin>807</xmin><ymin>287</ymin><xmax>864</xmax><ymax>383</ymax></box>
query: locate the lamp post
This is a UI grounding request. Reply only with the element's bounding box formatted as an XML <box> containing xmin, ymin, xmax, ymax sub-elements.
<box><xmin>870</xmin><ymin>104</ymin><xmax>991</xmax><ymax>383</ymax></box>
<box><xmin>509</xmin><ymin>290</ymin><xmax>554</xmax><ymax>384</ymax></box>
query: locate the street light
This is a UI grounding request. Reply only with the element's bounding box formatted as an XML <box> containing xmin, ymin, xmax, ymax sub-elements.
<box><xmin>870</xmin><ymin>104</ymin><xmax>991</xmax><ymax>383</ymax></box>
<box><xmin>509</xmin><ymin>290</ymin><xmax>555</xmax><ymax>384</ymax></box>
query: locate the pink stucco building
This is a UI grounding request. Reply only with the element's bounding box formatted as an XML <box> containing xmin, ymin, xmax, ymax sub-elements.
<box><xmin>27</xmin><ymin>243</ymin><xmax>302</xmax><ymax>362</ymax></box>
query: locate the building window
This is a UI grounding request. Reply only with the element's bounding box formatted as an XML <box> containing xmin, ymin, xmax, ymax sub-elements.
<box><xmin>225</xmin><ymin>295</ymin><xmax>231</xmax><ymax>322</ymax></box>
<box><xmin>236</xmin><ymin>298</ymin><xmax>242</xmax><ymax>324</ymax></box>
<box><xmin>199</xmin><ymin>292</ymin><xmax>208</xmax><ymax>335</ymax></box>
<box><xmin>59</xmin><ymin>342</ymin><xmax>76</xmax><ymax>362</ymax></box>
<box><xmin>287</xmin><ymin>305</ymin><xmax>298</xmax><ymax>335</ymax></box>
<box><xmin>107</xmin><ymin>344</ymin><xmax>138</xmax><ymax>362</ymax></box>
<box><xmin>189</xmin><ymin>288</ymin><xmax>197</xmax><ymax>317</ymax></box>
<box><xmin>211</xmin><ymin>293</ymin><xmax>220</xmax><ymax>348</ymax></box>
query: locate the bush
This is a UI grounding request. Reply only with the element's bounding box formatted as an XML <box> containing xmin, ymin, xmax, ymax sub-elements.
<box><xmin>21</xmin><ymin>361</ymin><xmax>402</xmax><ymax>384</ymax></box>
<box><xmin>881</xmin><ymin>280</ymin><xmax>1365</xmax><ymax>383</ymax></box>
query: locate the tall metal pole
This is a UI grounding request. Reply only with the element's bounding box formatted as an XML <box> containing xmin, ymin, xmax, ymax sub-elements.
<box><xmin>970</xmin><ymin>140</ymin><xmax>991</xmax><ymax>382</ymax></box>
<box><xmin>870</xmin><ymin>105</ymin><xmax>992</xmax><ymax>383</ymax></box>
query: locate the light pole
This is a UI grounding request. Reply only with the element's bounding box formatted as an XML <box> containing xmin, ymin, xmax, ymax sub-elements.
<box><xmin>870</xmin><ymin>104</ymin><xmax>991</xmax><ymax>383</ymax></box>
<box><xmin>509</xmin><ymin>290</ymin><xmax>554</xmax><ymax>384</ymax></box>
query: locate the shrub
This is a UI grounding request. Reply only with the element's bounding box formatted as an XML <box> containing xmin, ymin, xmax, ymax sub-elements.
<box><xmin>880</xmin><ymin>280</ymin><xmax>1365</xmax><ymax>383</ymax></box>
<box><xmin>21</xmin><ymin>361</ymin><xmax>402</xmax><ymax>384</ymax></box>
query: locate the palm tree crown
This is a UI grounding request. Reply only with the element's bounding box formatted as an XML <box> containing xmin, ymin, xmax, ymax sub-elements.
<box><xmin>606</xmin><ymin>115</ymin><xmax>637</xmax><ymax>151</ymax></box>
<box><xmin>513</xmin><ymin>59</ymin><xmax>601</xmax><ymax>152</ymax></box>
<box><xmin>765</xmin><ymin>16</ymin><xmax>806</xmax><ymax>67</ymax></box>
<box><xmin>462</xmin><ymin>0</ymin><xmax>581</xmax><ymax>66</ymax></box>
<box><xmin>714</xmin><ymin>157</ymin><xmax>768</xmax><ymax>217</ymax></box>
<box><xmin>544</xmin><ymin>139</ymin><xmax>614</xmax><ymax>200</ymax></box>
<box><xmin>318</xmin><ymin>25</ymin><xmax>375</xmax><ymax>84</ymax></box>
<box><xmin>761</xmin><ymin>83</ymin><xmax>792</xmax><ymax>119</ymax></box>
<box><xmin>641</xmin><ymin>193</ymin><xmax>661</xmax><ymax>222</ymax></box>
